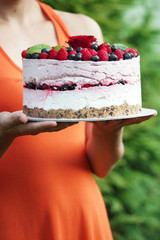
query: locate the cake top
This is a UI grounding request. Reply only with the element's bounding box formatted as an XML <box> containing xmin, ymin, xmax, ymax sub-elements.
<box><xmin>21</xmin><ymin>35</ymin><xmax>139</xmax><ymax>62</ymax></box>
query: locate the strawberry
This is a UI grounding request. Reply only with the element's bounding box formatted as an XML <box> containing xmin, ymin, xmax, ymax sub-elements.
<box><xmin>80</xmin><ymin>48</ymin><xmax>92</xmax><ymax>61</ymax></box>
<box><xmin>49</xmin><ymin>48</ymin><xmax>57</xmax><ymax>59</ymax></box>
<box><xmin>56</xmin><ymin>48</ymin><xmax>68</xmax><ymax>60</ymax></box>
<box><xmin>39</xmin><ymin>52</ymin><xmax>49</xmax><ymax>59</ymax></box>
<box><xmin>98</xmin><ymin>50</ymin><xmax>109</xmax><ymax>61</ymax></box>
<box><xmin>114</xmin><ymin>49</ymin><xmax>124</xmax><ymax>60</ymax></box>
<box><xmin>67</xmin><ymin>35</ymin><xmax>97</xmax><ymax>49</ymax></box>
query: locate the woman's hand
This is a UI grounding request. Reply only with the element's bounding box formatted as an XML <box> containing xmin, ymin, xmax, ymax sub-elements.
<box><xmin>0</xmin><ymin>111</ymin><xmax>78</xmax><ymax>158</ymax></box>
<box><xmin>92</xmin><ymin>111</ymin><xmax>157</xmax><ymax>132</ymax></box>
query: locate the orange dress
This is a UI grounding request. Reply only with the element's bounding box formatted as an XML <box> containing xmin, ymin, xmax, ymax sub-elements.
<box><xmin>0</xmin><ymin>1</ymin><xmax>113</xmax><ymax>240</ymax></box>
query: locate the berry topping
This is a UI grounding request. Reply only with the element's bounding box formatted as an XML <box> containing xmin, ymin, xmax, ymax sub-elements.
<box><xmin>89</xmin><ymin>49</ymin><xmax>98</xmax><ymax>56</ymax></box>
<box><xmin>26</xmin><ymin>54</ymin><xmax>32</xmax><ymax>59</ymax></box>
<box><xmin>98</xmin><ymin>50</ymin><xmax>109</xmax><ymax>61</ymax></box>
<box><xmin>21</xmin><ymin>50</ymin><xmax>28</xmax><ymax>58</ymax></box>
<box><xmin>56</xmin><ymin>48</ymin><xmax>68</xmax><ymax>60</ymax></box>
<box><xmin>75</xmin><ymin>53</ymin><xmax>82</xmax><ymax>61</ymax></box>
<box><xmin>26</xmin><ymin>44</ymin><xmax>52</xmax><ymax>54</ymax></box>
<box><xmin>67</xmin><ymin>35</ymin><xmax>97</xmax><ymax>49</ymax></box>
<box><xmin>41</xmin><ymin>48</ymin><xmax>50</xmax><ymax>54</ymax></box>
<box><xmin>32</xmin><ymin>53</ymin><xmax>40</xmax><ymax>59</ymax></box>
<box><xmin>114</xmin><ymin>49</ymin><xmax>124</xmax><ymax>60</ymax></box>
<box><xmin>39</xmin><ymin>52</ymin><xmax>49</xmax><ymax>59</ymax></box>
<box><xmin>123</xmin><ymin>52</ymin><xmax>132</xmax><ymax>60</ymax></box>
<box><xmin>80</xmin><ymin>48</ymin><xmax>92</xmax><ymax>61</ymax></box>
<box><xmin>91</xmin><ymin>43</ymin><xmax>99</xmax><ymax>51</ymax></box>
<box><xmin>67</xmin><ymin>47</ymin><xmax>74</xmax><ymax>53</ymax></box>
<box><xmin>111</xmin><ymin>46</ymin><xmax>117</xmax><ymax>52</ymax></box>
<box><xmin>109</xmin><ymin>53</ymin><xmax>118</xmax><ymax>61</ymax></box>
<box><xmin>76</xmin><ymin>47</ymin><xmax>83</xmax><ymax>53</ymax></box>
<box><xmin>99</xmin><ymin>42</ymin><xmax>110</xmax><ymax>50</ymax></box>
<box><xmin>68</xmin><ymin>54</ymin><xmax>75</xmax><ymax>60</ymax></box>
<box><xmin>91</xmin><ymin>55</ymin><xmax>100</xmax><ymax>62</ymax></box>
<box><xmin>61</xmin><ymin>84</ymin><xmax>69</xmax><ymax>91</ymax></box>
<box><xmin>48</xmin><ymin>48</ymin><xmax>57</xmax><ymax>59</ymax></box>
<box><xmin>68</xmin><ymin>50</ymin><xmax>77</xmax><ymax>55</ymax></box>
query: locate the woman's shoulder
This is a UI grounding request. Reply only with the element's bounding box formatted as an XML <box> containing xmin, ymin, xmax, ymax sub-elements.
<box><xmin>54</xmin><ymin>10</ymin><xmax>103</xmax><ymax>43</ymax></box>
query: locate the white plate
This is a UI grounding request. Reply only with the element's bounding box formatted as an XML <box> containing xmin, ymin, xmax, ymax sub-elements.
<box><xmin>27</xmin><ymin>108</ymin><xmax>157</xmax><ymax>122</ymax></box>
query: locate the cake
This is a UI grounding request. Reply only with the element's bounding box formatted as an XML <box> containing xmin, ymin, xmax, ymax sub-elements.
<box><xmin>22</xmin><ymin>35</ymin><xmax>141</xmax><ymax>119</ymax></box>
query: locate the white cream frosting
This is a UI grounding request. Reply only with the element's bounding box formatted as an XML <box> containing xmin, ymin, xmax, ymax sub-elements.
<box><xmin>22</xmin><ymin>57</ymin><xmax>141</xmax><ymax>111</ymax></box>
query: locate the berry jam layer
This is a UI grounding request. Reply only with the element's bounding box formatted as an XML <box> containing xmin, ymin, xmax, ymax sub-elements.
<box><xmin>24</xmin><ymin>80</ymin><xmax>127</xmax><ymax>91</ymax></box>
<box><xmin>23</xmin><ymin>104</ymin><xmax>141</xmax><ymax>119</ymax></box>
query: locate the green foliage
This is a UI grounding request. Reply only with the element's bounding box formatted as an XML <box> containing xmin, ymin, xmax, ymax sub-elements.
<box><xmin>42</xmin><ymin>0</ymin><xmax>160</xmax><ymax>239</ymax></box>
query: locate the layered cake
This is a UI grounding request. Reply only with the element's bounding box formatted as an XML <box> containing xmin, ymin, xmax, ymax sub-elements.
<box><xmin>22</xmin><ymin>35</ymin><xmax>141</xmax><ymax>119</ymax></box>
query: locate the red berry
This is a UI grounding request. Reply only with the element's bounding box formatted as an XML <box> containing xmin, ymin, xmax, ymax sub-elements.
<box><xmin>114</xmin><ymin>49</ymin><xmax>124</xmax><ymax>60</ymax></box>
<box><xmin>89</xmin><ymin>49</ymin><xmax>98</xmax><ymax>56</ymax></box>
<box><xmin>68</xmin><ymin>50</ymin><xmax>77</xmax><ymax>55</ymax></box>
<box><xmin>98</xmin><ymin>50</ymin><xmax>109</xmax><ymax>61</ymax></box>
<box><xmin>131</xmin><ymin>48</ymin><xmax>139</xmax><ymax>57</ymax></box>
<box><xmin>21</xmin><ymin>50</ymin><xmax>27</xmax><ymax>58</ymax></box>
<box><xmin>80</xmin><ymin>48</ymin><xmax>92</xmax><ymax>61</ymax></box>
<box><xmin>56</xmin><ymin>48</ymin><xmax>68</xmax><ymax>60</ymax></box>
<box><xmin>99</xmin><ymin>43</ymin><xmax>110</xmax><ymax>49</ymax></box>
<box><xmin>39</xmin><ymin>52</ymin><xmax>49</xmax><ymax>59</ymax></box>
<box><xmin>49</xmin><ymin>48</ymin><xmax>57</xmax><ymax>59</ymax></box>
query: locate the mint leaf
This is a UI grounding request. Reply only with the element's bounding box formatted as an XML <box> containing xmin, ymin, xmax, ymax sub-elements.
<box><xmin>26</xmin><ymin>44</ymin><xmax>52</xmax><ymax>54</ymax></box>
<box><xmin>54</xmin><ymin>46</ymin><xmax>63</xmax><ymax>52</ymax></box>
<box><xmin>113</xmin><ymin>43</ymin><xmax>128</xmax><ymax>51</ymax></box>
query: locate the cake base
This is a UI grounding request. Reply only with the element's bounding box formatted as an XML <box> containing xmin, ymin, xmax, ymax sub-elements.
<box><xmin>23</xmin><ymin>104</ymin><xmax>141</xmax><ymax>119</ymax></box>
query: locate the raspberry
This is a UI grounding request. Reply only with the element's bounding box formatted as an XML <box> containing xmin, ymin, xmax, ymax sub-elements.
<box><xmin>68</xmin><ymin>50</ymin><xmax>77</xmax><ymax>55</ymax></box>
<box><xmin>21</xmin><ymin>50</ymin><xmax>27</xmax><ymax>58</ymax></box>
<box><xmin>98</xmin><ymin>50</ymin><xmax>109</xmax><ymax>61</ymax></box>
<box><xmin>89</xmin><ymin>49</ymin><xmax>98</xmax><ymax>56</ymax></box>
<box><xmin>39</xmin><ymin>52</ymin><xmax>49</xmax><ymax>59</ymax></box>
<box><xmin>67</xmin><ymin>35</ymin><xmax>97</xmax><ymax>49</ymax></box>
<box><xmin>99</xmin><ymin>43</ymin><xmax>110</xmax><ymax>49</ymax></box>
<box><xmin>80</xmin><ymin>48</ymin><xmax>92</xmax><ymax>61</ymax></box>
<box><xmin>56</xmin><ymin>48</ymin><xmax>68</xmax><ymax>60</ymax></box>
<box><xmin>114</xmin><ymin>49</ymin><xmax>124</xmax><ymax>60</ymax></box>
<box><xmin>49</xmin><ymin>48</ymin><xmax>57</xmax><ymax>59</ymax></box>
<box><xmin>131</xmin><ymin>48</ymin><xmax>139</xmax><ymax>57</ymax></box>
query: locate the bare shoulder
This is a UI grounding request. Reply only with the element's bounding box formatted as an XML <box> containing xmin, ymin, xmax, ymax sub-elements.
<box><xmin>54</xmin><ymin>10</ymin><xmax>103</xmax><ymax>43</ymax></box>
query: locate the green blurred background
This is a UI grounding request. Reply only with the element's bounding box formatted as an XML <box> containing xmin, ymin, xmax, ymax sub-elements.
<box><xmin>41</xmin><ymin>0</ymin><xmax>160</xmax><ymax>239</ymax></box>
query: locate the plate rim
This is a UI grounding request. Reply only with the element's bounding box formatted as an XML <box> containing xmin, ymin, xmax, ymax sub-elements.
<box><xmin>27</xmin><ymin>108</ymin><xmax>157</xmax><ymax>122</ymax></box>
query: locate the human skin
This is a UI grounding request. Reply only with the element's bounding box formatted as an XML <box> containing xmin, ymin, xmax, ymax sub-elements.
<box><xmin>0</xmin><ymin>0</ymin><xmax>157</xmax><ymax>176</ymax></box>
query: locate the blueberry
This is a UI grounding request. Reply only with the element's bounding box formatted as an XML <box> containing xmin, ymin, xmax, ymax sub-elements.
<box><xmin>91</xmin><ymin>55</ymin><xmax>100</xmax><ymax>62</ymax></box>
<box><xmin>67</xmin><ymin>47</ymin><xmax>74</xmax><ymax>53</ymax></box>
<box><xmin>76</xmin><ymin>47</ymin><xmax>83</xmax><ymax>53</ymax></box>
<box><xmin>109</xmin><ymin>53</ymin><xmax>118</xmax><ymax>61</ymax></box>
<box><xmin>111</xmin><ymin>45</ymin><xmax>117</xmax><ymax>52</ymax></box>
<box><xmin>41</xmin><ymin>48</ymin><xmax>50</xmax><ymax>54</ymax></box>
<box><xmin>36</xmin><ymin>84</ymin><xmax>43</xmax><ymax>90</ymax></box>
<box><xmin>118</xmin><ymin>81</ymin><xmax>126</xmax><ymax>85</ymax></box>
<box><xmin>61</xmin><ymin>84</ymin><xmax>69</xmax><ymax>91</ymax></box>
<box><xmin>91</xmin><ymin>43</ymin><xmax>99</xmax><ymax>51</ymax></box>
<box><xmin>27</xmin><ymin>83</ymin><xmax>35</xmax><ymax>89</ymax></box>
<box><xmin>123</xmin><ymin>53</ymin><xmax>132</xmax><ymax>60</ymax></box>
<box><xmin>32</xmin><ymin>53</ymin><xmax>39</xmax><ymax>59</ymax></box>
<box><xmin>75</xmin><ymin>53</ymin><xmax>82</xmax><ymax>61</ymax></box>
<box><xmin>68</xmin><ymin>54</ymin><xmax>75</xmax><ymax>60</ymax></box>
<box><xmin>26</xmin><ymin>54</ymin><xmax>32</xmax><ymax>59</ymax></box>
<box><xmin>69</xmin><ymin>84</ymin><xmax>77</xmax><ymax>90</ymax></box>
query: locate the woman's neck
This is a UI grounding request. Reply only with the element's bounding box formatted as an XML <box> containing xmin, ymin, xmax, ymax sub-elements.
<box><xmin>0</xmin><ymin>0</ymin><xmax>41</xmax><ymax>25</ymax></box>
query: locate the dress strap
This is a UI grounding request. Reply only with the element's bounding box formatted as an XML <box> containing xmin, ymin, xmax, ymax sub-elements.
<box><xmin>36</xmin><ymin>0</ymin><xmax>70</xmax><ymax>45</ymax></box>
